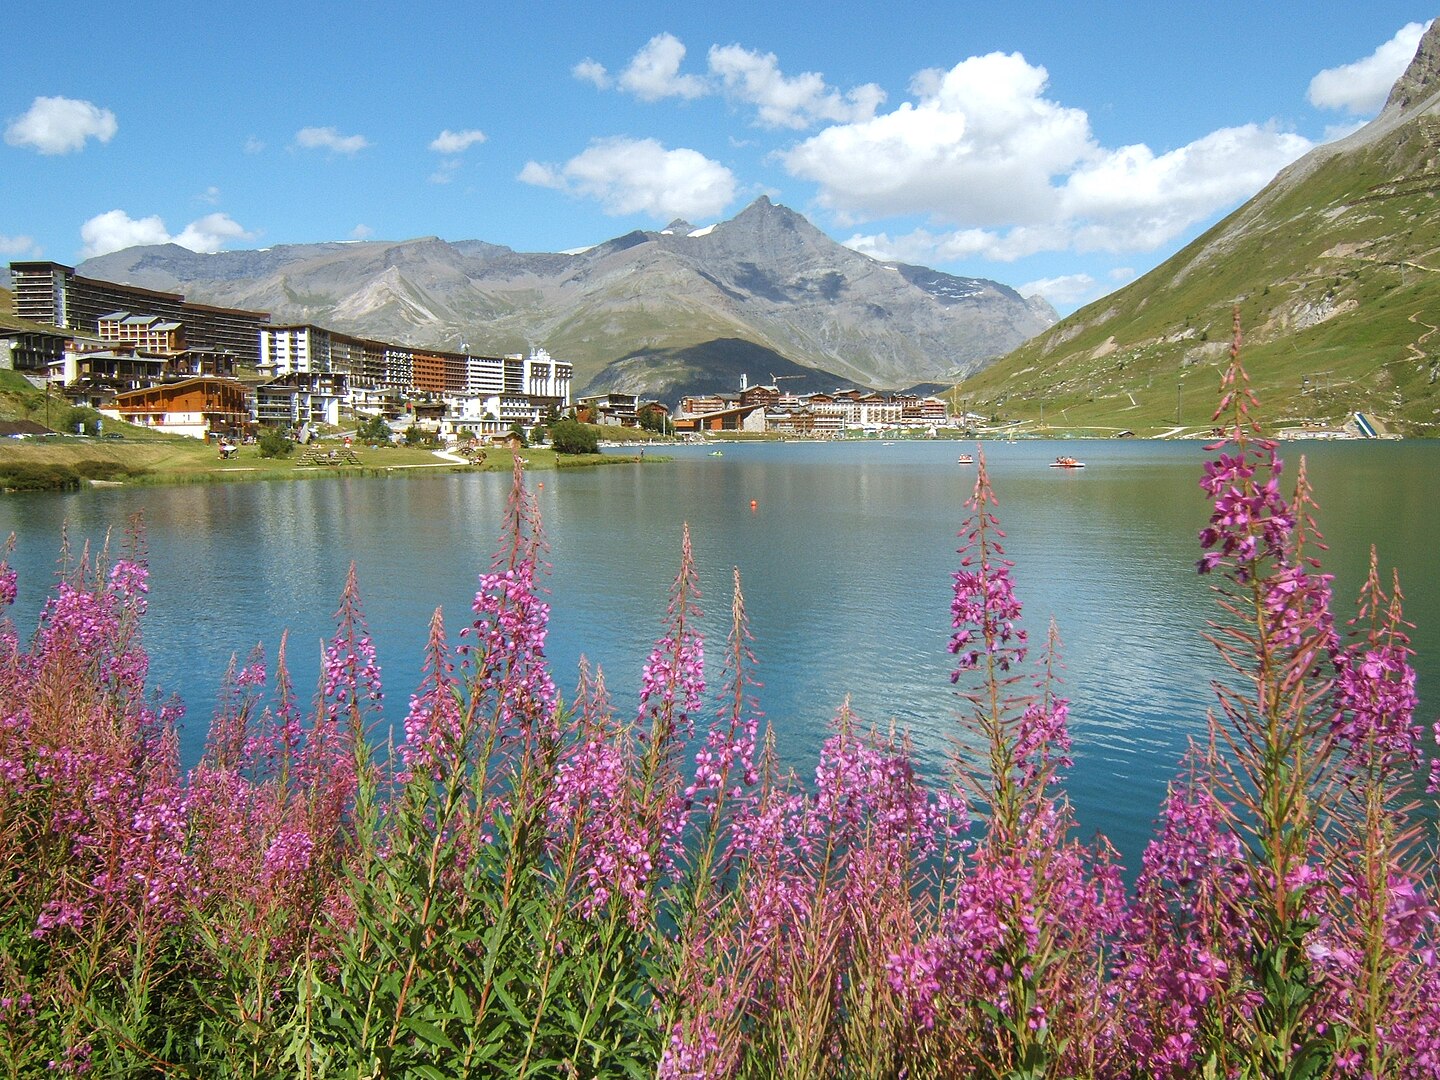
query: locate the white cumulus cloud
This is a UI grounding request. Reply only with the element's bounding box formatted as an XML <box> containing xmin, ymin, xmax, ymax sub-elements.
<box><xmin>707</xmin><ymin>44</ymin><xmax>885</xmax><ymax>129</ymax></box>
<box><xmin>429</xmin><ymin>128</ymin><xmax>487</xmax><ymax>153</ymax></box>
<box><xmin>573</xmin><ymin>58</ymin><xmax>611</xmax><ymax>89</ymax></box>
<box><xmin>5</xmin><ymin>96</ymin><xmax>117</xmax><ymax>155</ymax></box>
<box><xmin>519</xmin><ymin>136</ymin><xmax>736</xmax><ymax>220</ymax></box>
<box><xmin>80</xmin><ymin>211</ymin><xmax>170</xmax><ymax>257</ymax></box>
<box><xmin>1018</xmin><ymin>273</ymin><xmax>1097</xmax><ymax>307</ymax></box>
<box><xmin>80</xmin><ymin>210</ymin><xmax>255</xmax><ymax>258</ymax></box>
<box><xmin>596</xmin><ymin>34</ymin><xmax>885</xmax><ymax>130</ymax></box>
<box><xmin>845</xmin><ymin>224</ymin><xmax>1068</xmax><ymax>265</ymax></box>
<box><xmin>1059</xmin><ymin>124</ymin><xmax>1313</xmax><ymax>252</ymax></box>
<box><xmin>294</xmin><ymin>126</ymin><xmax>370</xmax><ymax>155</ymax></box>
<box><xmin>805</xmin><ymin>51</ymin><xmax>1313</xmax><ymax>266</ymax></box>
<box><xmin>619</xmin><ymin>33</ymin><xmax>709</xmax><ymax>101</ymax></box>
<box><xmin>1309</xmin><ymin>21</ymin><xmax>1432</xmax><ymax>114</ymax></box>
<box><xmin>173</xmin><ymin>213</ymin><xmax>255</xmax><ymax>253</ymax></box>
<box><xmin>1</xmin><ymin>234</ymin><xmax>40</xmax><ymax>258</ymax></box>
<box><xmin>786</xmin><ymin>52</ymin><xmax>1093</xmax><ymax>226</ymax></box>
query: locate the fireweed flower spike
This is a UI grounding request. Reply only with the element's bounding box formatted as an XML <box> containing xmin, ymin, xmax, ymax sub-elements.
<box><xmin>894</xmin><ymin>447</ymin><xmax>1123</xmax><ymax>1077</ymax></box>
<box><xmin>1313</xmin><ymin>551</ymin><xmax>1435</xmax><ymax>1077</ymax></box>
<box><xmin>1194</xmin><ymin>313</ymin><xmax>1363</xmax><ymax>1077</ymax></box>
<box><xmin>636</xmin><ymin>523</ymin><xmax>705</xmax><ymax>872</ymax></box>
<box><xmin>461</xmin><ymin>455</ymin><xmax>558</xmax><ymax>751</ymax></box>
<box><xmin>0</xmin><ymin>533</ymin><xmax>17</xmax><ymax>611</ymax></box>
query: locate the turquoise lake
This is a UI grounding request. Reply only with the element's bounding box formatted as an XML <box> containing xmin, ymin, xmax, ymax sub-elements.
<box><xmin>1</xmin><ymin>438</ymin><xmax>1436</xmax><ymax>867</ymax></box>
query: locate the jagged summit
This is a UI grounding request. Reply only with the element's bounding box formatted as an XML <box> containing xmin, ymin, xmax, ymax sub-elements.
<box><xmin>75</xmin><ymin>197</ymin><xmax>1054</xmax><ymax>393</ymax></box>
<box><xmin>1384</xmin><ymin>18</ymin><xmax>1440</xmax><ymax>114</ymax></box>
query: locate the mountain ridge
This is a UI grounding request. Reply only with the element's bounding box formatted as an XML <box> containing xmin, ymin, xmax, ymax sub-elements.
<box><xmin>77</xmin><ymin>197</ymin><xmax>1057</xmax><ymax>393</ymax></box>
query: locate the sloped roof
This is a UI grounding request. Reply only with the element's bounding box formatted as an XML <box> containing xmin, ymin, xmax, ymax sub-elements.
<box><xmin>0</xmin><ymin>419</ymin><xmax>55</xmax><ymax>436</ymax></box>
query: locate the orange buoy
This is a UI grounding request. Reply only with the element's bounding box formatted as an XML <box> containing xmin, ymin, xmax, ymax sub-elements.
<box><xmin>538</xmin><ymin>482</ymin><xmax>544</xmax><ymax>490</ymax></box>
<box><xmin>750</xmin><ymin>499</ymin><xmax>758</xmax><ymax>510</ymax></box>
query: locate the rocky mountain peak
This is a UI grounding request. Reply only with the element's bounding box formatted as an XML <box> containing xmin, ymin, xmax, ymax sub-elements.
<box><xmin>1383</xmin><ymin>18</ymin><xmax>1440</xmax><ymax>114</ymax></box>
<box><xmin>722</xmin><ymin>196</ymin><xmax>829</xmax><ymax>247</ymax></box>
<box><xmin>70</xmin><ymin>196</ymin><xmax>1053</xmax><ymax>392</ymax></box>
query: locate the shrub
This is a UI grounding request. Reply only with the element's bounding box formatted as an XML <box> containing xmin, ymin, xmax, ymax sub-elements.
<box><xmin>549</xmin><ymin>418</ymin><xmax>599</xmax><ymax>454</ymax></box>
<box><xmin>58</xmin><ymin>405</ymin><xmax>101</xmax><ymax>437</ymax></box>
<box><xmin>257</xmin><ymin>427</ymin><xmax>294</xmax><ymax>458</ymax></box>
<box><xmin>355</xmin><ymin>414</ymin><xmax>392</xmax><ymax>444</ymax></box>
<box><xmin>0</xmin><ymin>463</ymin><xmax>81</xmax><ymax>491</ymax></box>
<box><xmin>0</xmin><ymin>460</ymin><xmax>148</xmax><ymax>491</ymax></box>
<box><xmin>72</xmin><ymin>459</ymin><xmax>142</xmax><ymax>481</ymax></box>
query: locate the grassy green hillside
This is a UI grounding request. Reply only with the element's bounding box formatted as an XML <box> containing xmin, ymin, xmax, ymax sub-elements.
<box><xmin>950</xmin><ymin>115</ymin><xmax>1440</xmax><ymax>438</ymax></box>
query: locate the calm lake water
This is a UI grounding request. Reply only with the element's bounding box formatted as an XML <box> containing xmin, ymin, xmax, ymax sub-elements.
<box><xmin>1</xmin><ymin>438</ymin><xmax>1436</xmax><ymax>867</ymax></box>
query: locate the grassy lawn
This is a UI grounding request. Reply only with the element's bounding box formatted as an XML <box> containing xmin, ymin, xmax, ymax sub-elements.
<box><xmin>0</xmin><ymin>435</ymin><xmax>653</xmax><ymax>491</ymax></box>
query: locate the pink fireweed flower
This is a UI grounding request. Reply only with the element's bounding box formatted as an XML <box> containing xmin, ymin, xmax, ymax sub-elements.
<box><xmin>638</xmin><ymin>629</ymin><xmax>705</xmax><ymax>734</ymax></box>
<box><xmin>658</xmin><ymin>1014</ymin><xmax>724</xmax><ymax>1080</ymax></box>
<box><xmin>121</xmin><ymin>726</ymin><xmax>193</xmax><ymax>925</ymax></box>
<box><xmin>686</xmin><ymin>567</ymin><xmax>761</xmax><ymax>812</ymax></box>
<box><xmin>466</xmin><ymin>559</ymin><xmax>557</xmax><ymax>738</ymax></box>
<box><xmin>1332</xmin><ymin>553</ymin><xmax>1422</xmax><ymax>779</ymax></box>
<box><xmin>635</xmin><ymin>526</ymin><xmax>706</xmax><ymax>868</ymax></box>
<box><xmin>1197</xmin><ymin>334</ymin><xmax>1303</xmax><ymax>587</ymax></box>
<box><xmin>399</xmin><ymin>608</ymin><xmax>463</xmax><ymax>780</ymax></box>
<box><xmin>950</xmin><ymin>453</ymin><xmax>1027</xmax><ymax>678</ymax></box>
<box><xmin>638</xmin><ymin>530</ymin><xmax>705</xmax><ymax>743</ymax></box>
<box><xmin>0</xmin><ymin>533</ymin><xmax>16</xmax><ymax>609</ymax></box>
<box><xmin>235</xmin><ymin>653</ymin><xmax>267</xmax><ymax>689</ymax></box>
<box><xmin>547</xmin><ymin>697</ymin><xmax>657</xmax><ymax>927</ymax></box>
<box><xmin>1014</xmin><ymin>696</ymin><xmax>1073</xmax><ymax>788</ymax></box>
<box><xmin>1197</xmin><ymin>446</ymin><xmax>1292</xmax><ymax>580</ymax></box>
<box><xmin>321</xmin><ymin>632</ymin><xmax>383</xmax><ymax>717</ymax></box>
<box><xmin>105</xmin><ymin>557</ymin><xmax>149</xmax><ymax>610</ymax></box>
<box><xmin>261</xmin><ymin>826</ymin><xmax>316</xmax><ymax>887</ymax></box>
<box><xmin>806</xmin><ymin>714</ymin><xmax>958</xmax><ymax>865</ymax></box>
<box><xmin>1116</xmin><ymin>760</ymin><xmax>1254</xmax><ymax>1076</ymax></box>
<box><xmin>33</xmin><ymin>898</ymin><xmax>86</xmax><ymax>939</ymax></box>
<box><xmin>461</xmin><ymin>462</ymin><xmax>558</xmax><ymax>743</ymax></box>
<box><xmin>1334</xmin><ymin>640</ymin><xmax>1420</xmax><ymax>776</ymax></box>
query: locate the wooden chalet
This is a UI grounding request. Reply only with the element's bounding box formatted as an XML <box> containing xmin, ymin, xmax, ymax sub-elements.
<box><xmin>109</xmin><ymin>377</ymin><xmax>252</xmax><ymax>441</ymax></box>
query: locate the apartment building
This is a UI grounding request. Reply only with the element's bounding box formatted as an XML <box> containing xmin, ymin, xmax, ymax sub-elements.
<box><xmin>97</xmin><ymin>312</ymin><xmax>185</xmax><ymax>353</ymax></box>
<box><xmin>254</xmin><ymin>372</ymin><xmax>348</xmax><ymax>428</ymax></box>
<box><xmin>9</xmin><ymin>262</ymin><xmax>268</xmax><ymax>366</ymax></box>
<box><xmin>259</xmin><ymin>324</ymin><xmax>333</xmax><ymax>377</ymax></box>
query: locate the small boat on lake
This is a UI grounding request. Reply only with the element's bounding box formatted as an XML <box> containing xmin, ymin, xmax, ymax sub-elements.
<box><xmin>1050</xmin><ymin>456</ymin><xmax>1085</xmax><ymax>469</ymax></box>
<box><xmin>709</xmin><ymin>450</ymin><xmax>724</xmax><ymax>457</ymax></box>
<box><xmin>957</xmin><ymin>454</ymin><xmax>974</xmax><ymax>464</ymax></box>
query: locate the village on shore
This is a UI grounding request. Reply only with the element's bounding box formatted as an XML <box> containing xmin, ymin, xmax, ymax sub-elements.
<box><xmin>1</xmin><ymin>260</ymin><xmax>978</xmax><ymax>449</ymax></box>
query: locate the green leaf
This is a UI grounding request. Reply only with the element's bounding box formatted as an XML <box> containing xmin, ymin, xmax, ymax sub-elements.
<box><xmin>452</xmin><ymin>984</ymin><xmax>474</xmax><ymax>1025</ymax></box>
<box><xmin>406</xmin><ymin>1017</ymin><xmax>459</xmax><ymax>1053</ymax></box>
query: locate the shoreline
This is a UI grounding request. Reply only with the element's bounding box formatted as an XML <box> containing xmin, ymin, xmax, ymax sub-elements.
<box><xmin>0</xmin><ymin>438</ymin><xmax>660</xmax><ymax>494</ymax></box>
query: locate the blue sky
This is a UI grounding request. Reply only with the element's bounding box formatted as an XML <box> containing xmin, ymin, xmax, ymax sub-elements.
<box><xmin>1</xmin><ymin>2</ymin><xmax>1433</xmax><ymax>313</ymax></box>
